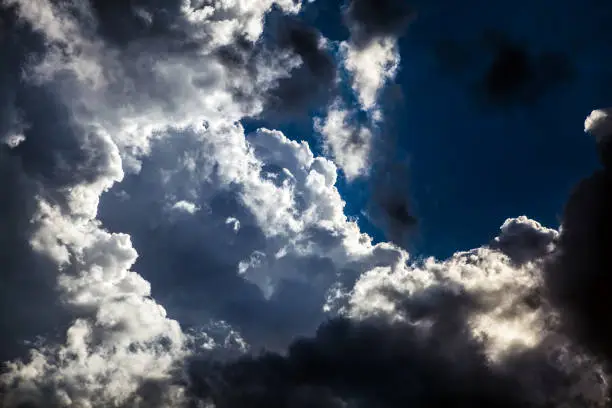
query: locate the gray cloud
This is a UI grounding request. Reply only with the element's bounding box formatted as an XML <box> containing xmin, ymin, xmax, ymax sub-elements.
<box><xmin>183</xmin><ymin>233</ymin><xmax>606</xmax><ymax>408</ymax></box>
<box><xmin>543</xmin><ymin>118</ymin><xmax>612</xmax><ymax>365</ymax></box>
<box><xmin>489</xmin><ymin>216</ymin><xmax>558</xmax><ymax>266</ymax></box>
<box><xmin>97</xmin><ymin>127</ymin><xmax>331</xmax><ymax>350</ymax></box>
<box><xmin>0</xmin><ymin>3</ymin><xmax>115</xmax><ymax>364</ymax></box>
<box><xmin>344</xmin><ymin>0</ymin><xmax>415</xmax><ymax>48</ymax></box>
<box><xmin>2</xmin><ymin>0</ymin><xmax>612</xmax><ymax>407</ymax></box>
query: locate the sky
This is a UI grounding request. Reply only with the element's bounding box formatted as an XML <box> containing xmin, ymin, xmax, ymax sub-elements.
<box><xmin>1</xmin><ymin>0</ymin><xmax>612</xmax><ymax>407</ymax></box>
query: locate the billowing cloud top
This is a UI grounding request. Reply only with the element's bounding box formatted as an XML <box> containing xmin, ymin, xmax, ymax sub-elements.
<box><xmin>0</xmin><ymin>1</ymin><xmax>611</xmax><ymax>407</ymax></box>
<box><xmin>585</xmin><ymin>108</ymin><xmax>612</xmax><ymax>143</ymax></box>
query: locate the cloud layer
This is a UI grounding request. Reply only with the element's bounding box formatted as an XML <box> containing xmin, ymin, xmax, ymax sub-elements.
<box><xmin>0</xmin><ymin>0</ymin><xmax>611</xmax><ymax>407</ymax></box>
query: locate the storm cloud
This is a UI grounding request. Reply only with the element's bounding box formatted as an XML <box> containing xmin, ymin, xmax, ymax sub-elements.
<box><xmin>1</xmin><ymin>0</ymin><xmax>612</xmax><ymax>407</ymax></box>
<box><xmin>543</xmin><ymin>109</ymin><xmax>612</xmax><ymax>364</ymax></box>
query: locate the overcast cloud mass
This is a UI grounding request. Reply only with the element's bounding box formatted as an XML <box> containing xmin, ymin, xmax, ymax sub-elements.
<box><xmin>0</xmin><ymin>1</ymin><xmax>611</xmax><ymax>407</ymax></box>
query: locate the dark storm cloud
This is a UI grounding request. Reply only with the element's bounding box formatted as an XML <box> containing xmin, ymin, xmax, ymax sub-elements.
<box><xmin>0</xmin><ymin>4</ymin><xmax>116</xmax><ymax>363</ymax></box>
<box><xmin>183</xmin><ymin>287</ymin><xmax>588</xmax><ymax>408</ymax></box>
<box><xmin>543</xmin><ymin>132</ymin><xmax>612</xmax><ymax>363</ymax></box>
<box><xmin>215</xmin><ymin>10</ymin><xmax>337</xmax><ymax>120</ymax></box>
<box><xmin>262</xmin><ymin>12</ymin><xmax>337</xmax><ymax>118</ymax></box>
<box><xmin>344</xmin><ymin>0</ymin><xmax>416</xmax><ymax>47</ymax></box>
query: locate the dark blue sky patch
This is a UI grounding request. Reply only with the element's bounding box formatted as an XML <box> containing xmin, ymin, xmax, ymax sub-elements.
<box><xmin>336</xmin><ymin>0</ymin><xmax>612</xmax><ymax>257</ymax></box>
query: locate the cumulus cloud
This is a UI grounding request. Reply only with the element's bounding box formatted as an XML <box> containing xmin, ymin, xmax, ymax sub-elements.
<box><xmin>489</xmin><ymin>216</ymin><xmax>558</xmax><ymax>266</ymax></box>
<box><xmin>585</xmin><ymin>108</ymin><xmax>612</xmax><ymax>143</ymax></box>
<box><xmin>175</xmin><ymin>107</ymin><xmax>612</xmax><ymax>408</ymax></box>
<box><xmin>0</xmin><ymin>0</ymin><xmax>356</xmax><ymax>405</ymax></box>
<box><xmin>1</xmin><ymin>0</ymin><xmax>612</xmax><ymax>407</ymax></box>
<box><xmin>97</xmin><ymin>123</ymin><xmax>380</xmax><ymax>350</ymax></box>
<box><xmin>0</xmin><ymin>1</ymin><xmax>418</xmax><ymax>404</ymax></box>
<box><xmin>184</xmin><ymin>215</ymin><xmax>607</xmax><ymax>408</ymax></box>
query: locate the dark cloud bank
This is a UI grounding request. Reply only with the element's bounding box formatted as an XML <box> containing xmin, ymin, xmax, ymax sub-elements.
<box><xmin>1</xmin><ymin>0</ymin><xmax>612</xmax><ymax>407</ymax></box>
<box><xmin>180</xmin><ymin>128</ymin><xmax>612</xmax><ymax>407</ymax></box>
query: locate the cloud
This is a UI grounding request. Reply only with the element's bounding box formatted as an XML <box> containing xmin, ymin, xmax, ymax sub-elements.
<box><xmin>585</xmin><ymin>108</ymin><xmax>612</xmax><ymax>143</ymax></box>
<box><xmin>344</xmin><ymin>0</ymin><xmax>416</xmax><ymax>49</ymax></box>
<box><xmin>480</xmin><ymin>35</ymin><xmax>574</xmax><ymax>106</ymax></box>
<box><xmin>1</xmin><ymin>0</ymin><xmax>612</xmax><ymax>407</ymax></box>
<box><xmin>585</xmin><ymin>109</ymin><xmax>612</xmax><ymax>169</ymax></box>
<box><xmin>95</xmin><ymin>121</ymin><xmax>415</xmax><ymax>353</ymax></box>
<box><xmin>336</xmin><ymin>0</ymin><xmax>413</xmax><ymax>115</ymax></box>
<box><xmin>543</xmin><ymin>109</ymin><xmax>612</xmax><ymax>363</ymax></box>
<box><xmin>314</xmin><ymin>99</ymin><xmax>373</xmax><ymax>180</ymax></box>
<box><xmin>260</xmin><ymin>10</ymin><xmax>337</xmax><ymax>119</ymax></box>
<box><xmin>340</xmin><ymin>36</ymin><xmax>401</xmax><ymax>114</ymax></box>
<box><xmin>313</xmin><ymin>0</ymin><xmax>409</xmax><ymax>190</ymax></box>
<box><xmin>489</xmin><ymin>216</ymin><xmax>558</xmax><ymax>266</ymax></box>
<box><xmin>0</xmin><ymin>0</ymin><xmax>360</xmax><ymax>405</ymax></box>
<box><xmin>183</xmin><ymin>217</ymin><xmax>607</xmax><ymax>407</ymax></box>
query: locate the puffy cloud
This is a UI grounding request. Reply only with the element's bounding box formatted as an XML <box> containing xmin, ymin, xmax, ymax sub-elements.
<box><xmin>2</xmin><ymin>0</ymin><xmax>612</xmax><ymax>407</ymax></box>
<box><xmin>0</xmin><ymin>0</ymin><xmax>359</xmax><ymax>405</ymax></box>
<box><xmin>183</xmin><ymin>216</ymin><xmax>607</xmax><ymax>408</ymax></box>
<box><xmin>489</xmin><ymin>216</ymin><xmax>558</xmax><ymax>266</ymax></box>
<box><xmin>340</xmin><ymin>36</ymin><xmax>401</xmax><ymax>114</ymax></box>
<box><xmin>96</xmin><ymin>121</ymin><xmax>407</xmax><ymax>352</ymax></box>
<box><xmin>314</xmin><ymin>99</ymin><xmax>373</xmax><ymax>180</ymax></box>
<box><xmin>312</xmin><ymin>0</ymin><xmax>408</xmax><ymax>185</ymax></box>
<box><xmin>585</xmin><ymin>108</ymin><xmax>612</xmax><ymax>144</ymax></box>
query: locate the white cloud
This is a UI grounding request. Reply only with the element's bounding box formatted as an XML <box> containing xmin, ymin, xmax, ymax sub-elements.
<box><xmin>315</xmin><ymin>99</ymin><xmax>372</xmax><ymax>180</ymax></box>
<box><xmin>341</xmin><ymin>36</ymin><xmax>400</xmax><ymax>115</ymax></box>
<box><xmin>585</xmin><ymin>108</ymin><xmax>612</xmax><ymax>144</ymax></box>
<box><xmin>315</xmin><ymin>35</ymin><xmax>400</xmax><ymax>181</ymax></box>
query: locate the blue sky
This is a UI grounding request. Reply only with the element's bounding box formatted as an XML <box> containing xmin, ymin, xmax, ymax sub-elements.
<box><xmin>249</xmin><ymin>0</ymin><xmax>610</xmax><ymax>259</ymax></box>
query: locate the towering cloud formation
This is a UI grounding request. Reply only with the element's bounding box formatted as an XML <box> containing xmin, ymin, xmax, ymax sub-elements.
<box><xmin>0</xmin><ymin>0</ymin><xmax>611</xmax><ymax>407</ymax></box>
